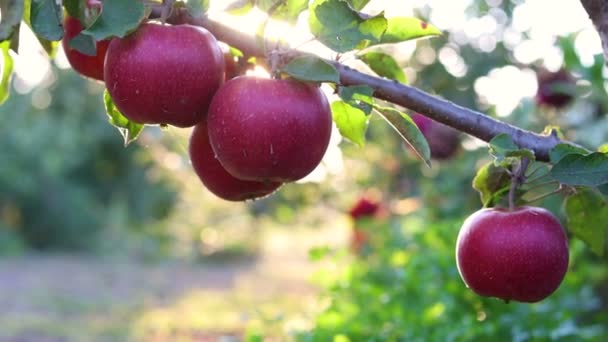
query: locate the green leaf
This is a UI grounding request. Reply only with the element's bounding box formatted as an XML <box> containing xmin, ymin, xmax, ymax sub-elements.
<box><xmin>338</xmin><ymin>85</ymin><xmax>374</xmax><ymax>114</ymax></box>
<box><xmin>69</xmin><ymin>33</ymin><xmax>98</xmax><ymax>56</ymax></box>
<box><xmin>0</xmin><ymin>0</ymin><xmax>24</xmax><ymax>42</ymax></box>
<box><xmin>63</xmin><ymin>0</ymin><xmax>86</xmax><ymax>21</ymax></box>
<box><xmin>0</xmin><ymin>40</ymin><xmax>14</xmax><ymax>105</ymax></box>
<box><xmin>282</xmin><ymin>55</ymin><xmax>340</xmax><ymax>83</ymax></box>
<box><xmin>186</xmin><ymin>0</ymin><xmax>210</xmax><ymax>16</ymax></box>
<box><xmin>381</xmin><ymin>17</ymin><xmax>441</xmax><ymax>44</ymax></box>
<box><xmin>374</xmin><ymin>106</ymin><xmax>431</xmax><ymax>167</ymax></box>
<box><xmin>104</xmin><ymin>90</ymin><xmax>144</xmax><ymax>146</ymax></box>
<box><xmin>346</xmin><ymin>0</ymin><xmax>370</xmax><ymax>10</ymax></box>
<box><xmin>551</xmin><ymin>152</ymin><xmax>608</xmax><ymax>186</ymax></box>
<box><xmin>309</xmin><ymin>0</ymin><xmax>387</xmax><ymax>53</ymax></box>
<box><xmin>257</xmin><ymin>0</ymin><xmax>308</xmax><ymax>24</ymax></box>
<box><xmin>599</xmin><ymin>144</ymin><xmax>608</xmax><ymax>153</ymax></box>
<box><xmin>21</xmin><ymin>0</ymin><xmax>59</xmax><ymax>57</ymax></box>
<box><xmin>565</xmin><ymin>189</ymin><xmax>608</xmax><ymax>256</ymax></box>
<box><xmin>358</xmin><ymin>51</ymin><xmax>406</xmax><ymax>83</ymax></box>
<box><xmin>331</xmin><ymin>100</ymin><xmax>369</xmax><ymax>146</ymax></box>
<box><xmin>549</xmin><ymin>143</ymin><xmax>591</xmax><ymax>164</ymax></box>
<box><xmin>84</xmin><ymin>0</ymin><xmax>146</xmax><ymax>40</ymax></box>
<box><xmin>488</xmin><ymin>133</ymin><xmax>535</xmax><ymax>166</ymax></box>
<box><xmin>29</xmin><ymin>0</ymin><xmax>63</xmax><ymax>41</ymax></box>
<box><xmin>472</xmin><ymin>162</ymin><xmax>511</xmax><ymax>207</ymax></box>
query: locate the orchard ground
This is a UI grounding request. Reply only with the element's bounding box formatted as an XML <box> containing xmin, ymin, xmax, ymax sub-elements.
<box><xmin>0</xmin><ymin>224</ymin><xmax>347</xmax><ymax>341</ymax></box>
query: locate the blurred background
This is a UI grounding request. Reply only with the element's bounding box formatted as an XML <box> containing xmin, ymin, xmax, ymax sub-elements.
<box><xmin>0</xmin><ymin>0</ymin><xmax>607</xmax><ymax>340</ymax></box>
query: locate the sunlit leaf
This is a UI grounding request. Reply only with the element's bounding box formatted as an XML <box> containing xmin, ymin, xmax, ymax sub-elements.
<box><xmin>0</xmin><ymin>40</ymin><xmax>14</xmax><ymax>105</ymax></box>
<box><xmin>331</xmin><ymin>100</ymin><xmax>369</xmax><ymax>146</ymax></box>
<box><xmin>374</xmin><ymin>106</ymin><xmax>431</xmax><ymax>166</ymax></box>
<box><xmin>104</xmin><ymin>90</ymin><xmax>144</xmax><ymax>146</ymax></box>
<box><xmin>473</xmin><ymin>162</ymin><xmax>511</xmax><ymax>207</ymax></box>
<box><xmin>282</xmin><ymin>55</ymin><xmax>340</xmax><ymax>83</ymax></box>
<box><xmin>381</xmin><ymin>17</ymin><xmax>441</xmax><ymax>44</ymax></box>
<box><xmin>358</xmin><ymin>51</ymin><xmax>406</xmax><ymax>83</ymax></box>
<box><xmin>346</xmin><ymin>0</ymin><xmax>370</xmax><ymax>10</ymax></box>
<box><xmin>309</xmin><ymin>0</ymin><xmax>387</xmax><ymax>53</ymax></box>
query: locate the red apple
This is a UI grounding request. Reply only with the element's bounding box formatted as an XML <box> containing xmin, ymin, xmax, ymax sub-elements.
<box><xmin>207</xmin><ymin>76</ymin><xmax>332</xmax><ymax>182</ymax></box>
<box><xmin>411</xmin><ymin>113</ymin><xmax>460</xmax><ymax>160</ymax></box>
<box><xmin>62</xmin><ymin>15</ymin><xmax>110</xmax><ymax>81</ymax></box>
<box><xmin>536</xmin><ymin>69</ymin><xmax>574</xmax><ymax>108</ymax></box>
<box><xmin>456</xmin><ymin>206</ymin><xmax>569</xmax><ymax>303</ymax></box>
<box><xmin>349</xmin><ymin>197</ymin><xmax>380</xmax><ymax>220</ymax></box>
<box><xmin>104</xmin><ymin>23</ymin><xmax>224</xmax><ymax>128</ymax></box>
<box><xmin>189</xmin><ymin>121</ymin><xmax>281</xmax><ymax>201</ymax></box>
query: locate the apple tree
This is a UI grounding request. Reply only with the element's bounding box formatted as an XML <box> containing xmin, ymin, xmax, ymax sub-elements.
<box><xmin>1</xmin><ymin>0</ymin><xmax>607</xmax><ymax>308</ymax></box>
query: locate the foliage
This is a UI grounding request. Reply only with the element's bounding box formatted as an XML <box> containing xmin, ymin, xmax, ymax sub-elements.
<box><xmin>0</xmin><ymin>69</ymin><xmax>177</xmax><ymax>250</ymax></box>
<box><xmin>299</xmin><ymin>214</ymin><xmax>607</xmax><ymax>341</ymax></box>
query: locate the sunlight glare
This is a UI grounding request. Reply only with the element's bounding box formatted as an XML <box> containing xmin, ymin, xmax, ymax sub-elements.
<box><xmin>13</xmin><ymin>25</ymin><xmax>52</xmax><ymax>94</ymax></box>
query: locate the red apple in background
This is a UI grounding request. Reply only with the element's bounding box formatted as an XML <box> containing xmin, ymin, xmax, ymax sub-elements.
<box><xmin>207</xmin><ymin>76</ymin><xmax>332</xmax><ymax>182</ymax></box>
<box><xmin>456</xmin><ymin>206</ymin><xmax>569</xmax><ymax>303</ymax></box>
<box><xmin>104</xmin><ymin>23</ymin><xmax>224</xmax><ymax>127</ymax></box>
<box><xmin>189</xmin><ymin>121</ymin><xmax>282</xmax><ymax>201</ymax></box>
<box><xmin>411</xmin><ymin>113</ymin><xmax>460</xmax><ymax>160</ymax></box>
<box><xmin>349</xmin><ymin>197</ymin><xmax>380</xmax><ymax>220</ymax></box>
<box><xmin>535</xmin><ymin>69</ymin><xmax>575</xmax><ymax>108</ymax></box>
<box><xmin>348</xmin><ymin>197</ymin><xmax>382</xmax><ymax>254</ymax></box>
<box><xmin>62</xmin><ymin>15</ymin><xmax>110</xmax><ymax>81</ymax></box>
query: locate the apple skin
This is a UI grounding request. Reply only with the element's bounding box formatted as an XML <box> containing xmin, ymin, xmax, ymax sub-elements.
<box><xmin>189</xmin><ymin>121</ymin><xmax>282</xmax><ymax>201</ymax></box>
<box><xmin>456</xmin><ymin>206</ymin><xmax>569</xmax><ymax>303</ymax></box>
<box><xmin>411</xmin><ymin>114</ymin><xmax>460</xmax><ymax>160</ymax></box>
<box><xmin>104</xmin><ymin>23</ymin><xmax>224</xmax><ymax>128</ymax></box>
<box><xmin>207</xmin><ymin>76</ymin><xmax>332</xmax><ymax>182</ymax></box>
<box><xmin>62</xmin><ymin>15</ymin><xmax>110</xmax><ymax>81</ymax></box>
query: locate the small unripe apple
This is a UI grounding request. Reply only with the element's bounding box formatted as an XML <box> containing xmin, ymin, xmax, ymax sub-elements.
<box><xmin>104</xmin><ymin>23</ymin><xmax>224</xmax><ymax>127</ymax></box>
<box><xmin>189</xmin><ymin>121</ymin><xmax>282</xmax><ymax>201</ymax></box>
<box><xmin>411</xmin><ymin>113</ymin><xmax>460</xmax><ymax>160</ymax></box>
<box><xmin>62</xmin><ymin>15</ymin><xmax>110</xmax><ymax>81</ymax></box>
<box><xmin>456</xmin><ymin>206</ymin><xmax>569</xmax><ymax>303</ymax></box>
<box><xmin>207</xmin><ymin>76</ymin><xmax>332</xmax><ymax>182</ymax></box>
<box><xmin>536</xmin><ymin>69</ymin><xmax>574</xmax><ymax>108</ymax></box>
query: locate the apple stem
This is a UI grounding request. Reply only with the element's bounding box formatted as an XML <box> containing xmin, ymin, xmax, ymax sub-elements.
<box><xmin>508</xmin><ymin>157</ymin><xmax>530</xmax><ymax>211</ymax></box>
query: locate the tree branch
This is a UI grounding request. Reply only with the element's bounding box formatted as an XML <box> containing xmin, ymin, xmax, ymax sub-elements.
<box><xmin>580</xmin><ymin>0</ymin><xmax>608</xmax><ymax>64</ymax></box>
<box><xmin>151</xmin><ymin>6</ymin><xmax>587</xmax><ymax>162</ymax></box>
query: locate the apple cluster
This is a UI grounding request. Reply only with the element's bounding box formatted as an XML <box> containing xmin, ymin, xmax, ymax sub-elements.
<box><xmin>62</xmin><ymin>18</ymin><xmax>332</xmax><ymax>202</ymax></box>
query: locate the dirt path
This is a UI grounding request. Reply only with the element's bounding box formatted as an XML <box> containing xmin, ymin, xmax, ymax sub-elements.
<box><xmin>0</xmin><ymin>226</ymin><xmax>347</xmax><ymax>341</ymax></box>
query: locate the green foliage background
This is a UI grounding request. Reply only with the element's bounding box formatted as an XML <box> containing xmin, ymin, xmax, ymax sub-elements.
<box><xmin>0</xmin><ymin>69</ymin><xmax>177</xmax><ymax>250</ymax></box>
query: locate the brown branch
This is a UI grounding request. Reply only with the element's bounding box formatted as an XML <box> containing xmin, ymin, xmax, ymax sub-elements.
<box><xmin>151</xmin><ymin>6</ymin><xmax>587</xmax><ymax>162</ymax></box>
<box><xmin>580</xmin><ymin>0</ymin><xmax>608</xmax><ymax>63</ymax></box>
